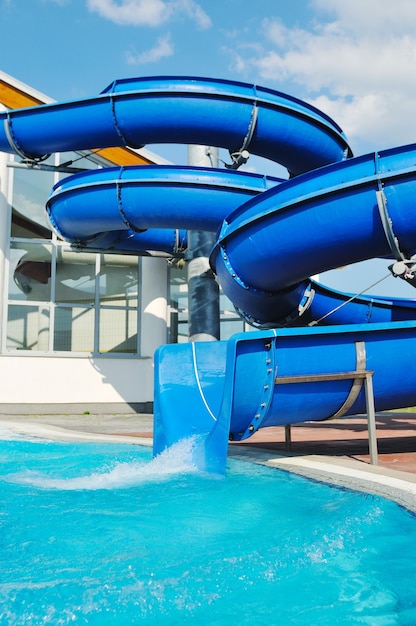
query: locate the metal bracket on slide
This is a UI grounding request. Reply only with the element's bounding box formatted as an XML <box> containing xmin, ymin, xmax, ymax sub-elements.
<box><xmin>376</xmin><ymin>189</ymin><xmax>405</xmax><ymax>261</ymax></box>
<box><xmin>225</xmin><ymin>103</ymin><xmax>258</xmax><ymax>169</ymax></box>
<box><xmin>328</xmin><ymin>341</ymin><xmax>367</xmax><ymax>420</ymax></box>
<box><xmin>108</xmin><ymin>93</ymin><xmax>144</xmax><ymax>150</ymax></box>
<box><xmin>376</xmin><ymin>188</ymin><xmax>416</xmax><ymax>287</ymax></box>
<box><xmin>3</xmin><ymin>114</ymin><xmax>50</xmax><ymax>165</ymax></box>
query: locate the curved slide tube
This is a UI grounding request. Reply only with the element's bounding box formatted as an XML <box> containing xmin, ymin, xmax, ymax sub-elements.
<box><xmin>301</xmin><ymin>280</ymin><xmax>416</xmax><ymax>327</ymax></box>
<box><xmin>1</xmin><ymin>76</ymin><xmax>416</xmax><ymax>473</ymax></box>
<box><xmin>155</xmin><ymin>321</ymin><xmax>416</xmax><ymax>473</ymax></box>
<box><xmin>47</xmin><ymin>158</ymin><xmax>415</xmax><ymax>327</ymax></box>
<box><xmin>0</xmin><ymin>76</ymin><xmax>351</xmax><ymax>177</ymax></box>
<box><xmin>211</xmin><ymin>143</ymin><xmax>416</xmax><ymax>326</ymax></box>
<box><xmin>46</xmin><ymin>165</ymin><xmax>281</xmax><ymax>252</ymax></box>
<box><xmin>47</xmin><ymin>155</ymin><xmax>415</xmax><ymax>327</ymax></box>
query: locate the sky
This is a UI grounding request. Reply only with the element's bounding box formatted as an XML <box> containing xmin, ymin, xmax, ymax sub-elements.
<box><xmin>2</xmin><ymin>0</ymin><xmax>416</xmax><ymax>298</ymax></box>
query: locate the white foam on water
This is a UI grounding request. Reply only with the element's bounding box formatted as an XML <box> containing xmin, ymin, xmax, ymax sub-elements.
<box><xmin>0</xmin><ymin>427</ymin><xmax>46</xmax><ymax>442</ymax></box>
<box><xmin>5</xmin><ymin>436</ymin><xmax>201</xmax><ymax>491</ymax></box>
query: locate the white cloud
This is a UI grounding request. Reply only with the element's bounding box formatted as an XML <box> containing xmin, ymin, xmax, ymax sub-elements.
<box><xmin>230</xmin><ymin>0</ymin><xmax>416</xmax><ymax>153</ymax></box>
<box><xmin>87</xmin><ymin>0</ymin><xmax>171</xmax><ymax>26</ymax></box>
<box><xmin>126</xmin><ymin>34</ymin><xmax>174</xmax><ymax>64</ymax></box>
<box><xmin>312</xmin><ymin>0</ymin><xmax>416</xmax><ymax>37</ymax></box>
<box><xmin>174</xmin><ymin>0</ymin><xmax>211</xmax><ymax>29</ymax></box>
<box><xmin>86</xmin><ymin>0</ymin><xmax>211</xmax><ymax>29</ymax></box>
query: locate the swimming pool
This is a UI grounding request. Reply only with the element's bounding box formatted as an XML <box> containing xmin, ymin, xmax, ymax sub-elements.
<box><xmin>0</xmin><ymin>435</ymin><xmax>415</xmax><ymax>625</ymax></box>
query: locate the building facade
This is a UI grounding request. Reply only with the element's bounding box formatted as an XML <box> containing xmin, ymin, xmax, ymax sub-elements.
<box><xmin>0</xmin><ymin>72</ymin><xmax>245</xmax><ymax>414</ymax></box>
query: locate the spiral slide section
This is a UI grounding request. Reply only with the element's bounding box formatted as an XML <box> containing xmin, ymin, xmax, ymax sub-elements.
<box><xmin>46</xmin><ymin>165</ymin><xmax>281</xmax><ymax>255</ymax></box>
<box><xmin>1</xmin><ymin>76</ymin><xmax>416</xmax><ymax>472</ymax></box>
<box><xmin>211</xmin><ymin>143</ymin><xmax>416</xmax><ymax>327</ymax></box>
<box><xmin>0</xmin><ymin>76</ymin><xmax>350</xmax><ymax>176</ymax></box>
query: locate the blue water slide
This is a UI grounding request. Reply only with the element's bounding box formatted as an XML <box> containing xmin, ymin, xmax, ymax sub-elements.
<box><xmin>210</xmin><ymin>144</ymin><xmax>416</xmax><ymax>326</ymax></box>
<box><xmin>0</xmin><ymin>76</ymin><xmax>351</xmax><ymax>176</ymax></box>
<box><xmin>46</xmin><ymin>159</ymin><xmax>416</xmax><ymax>324</ymax></box>
<box><xmin>46</xmin><ymin>165</ymin><xmax>281</xmax><ymax>246</ymax></box>
<box><xmin>154</xmin><ymin>320</ymin><xmax>416</xmax><ymax>473</ymax></box>
<box><xmin>302</xmin><ymin>280</ymin><xmax>416</xmax><ymax>326</ymax></box>
<box><xmin>2</xmin><ymin>75</ymin><xmax>416</xmax><ymax>472</ymax></box>
<box><xmin>46</xmin><ymin>158</ymin><xmax>416</xmax><ymax>325</ymax></box>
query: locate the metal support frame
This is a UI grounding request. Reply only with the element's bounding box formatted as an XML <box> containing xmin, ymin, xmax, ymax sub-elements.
<box><xmin>277</xmin><ymin>369</ymin><xmax>378</xmax><ymax>464</ymax></box>
<box><xmin>187</xmin><ymin>145</ymin><xmax>220</xmax><ymax>342</ymax></box>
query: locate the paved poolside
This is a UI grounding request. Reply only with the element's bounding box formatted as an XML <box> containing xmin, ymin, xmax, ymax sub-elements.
<box><xmin>232</xmin><ymin>410</ymin><xmax>416</xmax><ymax>474</ymax></box>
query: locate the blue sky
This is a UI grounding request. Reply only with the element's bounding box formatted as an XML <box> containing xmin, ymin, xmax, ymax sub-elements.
<box><xmin>2</xmin><ymin>0</ymin><xmax>416</xmax><ymax>298</ymax></box>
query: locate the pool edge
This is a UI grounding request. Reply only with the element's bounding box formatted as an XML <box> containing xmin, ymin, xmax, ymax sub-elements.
<box><xmin>229</xmin><ymin>446</ymin><xmax>416</xmax><ymax>514</ymax></box>
<box><xmin>1</xmin><ymin>418</ymin><xmax>415</xmax><ymax>513</ymax></box>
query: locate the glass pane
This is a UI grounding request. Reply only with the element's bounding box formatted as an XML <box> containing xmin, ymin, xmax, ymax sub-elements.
<box><xmin>54</xmin><ymin>306</ymin><xmax>94</xmax><ymax>352</ymax></box>
<box><xmin>7</xmin><ymin>304</ymin><xmax>50</xmax><ymax>350</ymax></box>
<box><xmin>169</xmin><ymin>265</ymin><xmax>188</xmax><ymax>343</ymax></box>
<box><xmin>11</xmin><ymin>158</ymin><xmax>54</xmax><ymax>237</ymax></box>
<box><xmin>55</xmin><ymin>248</ymin><xmax>96</xmax><ymax>305</ymax></box>
<box><xmin>58</xmin><ymin>151</ymin><xmax>101</xmax><ymax>178</ymax></box>
<box><xmin>9</xmin><ymin>242</ymin><xmax>52</xmax><ymax>302</ymax></box>
<box><xmin>169</xmin><ymin>265</ymin><xmax>246</xmax><ymax>342</ymax></box>
<box><xmin>99</xmin><ymin>308</ymin><xmax>138</xmax><ymax>353</ymax></box>
<box><xmin>99</xmin><ymin>255</ymin><xmax>139</xmax><ymax>307</ymax></box>
<box><xmin>220</xmin><ymin>294</ymin><xmax>245</xmax><ymax>340</ymax></box>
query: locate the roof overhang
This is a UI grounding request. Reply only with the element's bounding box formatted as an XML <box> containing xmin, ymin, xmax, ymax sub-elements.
<box><xmin>0</xmin><ymin>70</ymin><xmax>167</xmax><ymax>166</ymax></box>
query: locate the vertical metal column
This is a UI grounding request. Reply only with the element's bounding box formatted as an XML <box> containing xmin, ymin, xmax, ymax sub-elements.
<box><xmin>0</xmin><ymin>117</ymin><xmax>10</xmax><ymax>351</ymax></box>
<box><xmin>364</xmin><ymin>372</ymin><xmax>378</xmax><ymax>465</ymax></box>
<box><xmin>284</xmin><ymin>424</ymin><xmax>292</xmax><ymax>451</ymax></box>
<box><xmin>187</xmin><ymin>145</ymin><xmax>220</xmax><ymax>342</ymax></box>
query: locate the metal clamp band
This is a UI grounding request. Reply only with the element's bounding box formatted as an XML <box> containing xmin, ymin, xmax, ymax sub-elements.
<box><xmin>328</xmin><ymin>341</ymin><xmax>366</xmax><ymax>420</ymax></box>
<box><xmin>4</xmin><ymin>114</ymin><xmax>50</xmax><ymax>164</ymax></box>
<box><xmin>273</xmin><ymin>341</ymin><xmax>368</xmax><ymax>421</ymax></box>
<box><xmin>4</xmin><ymin>115</ymin><xmax>29</xmax><ymax>160</ymax></box>
<box><xmin>109</xmin><ymin>93</ymin><xmax>144</xmax><ymax>150</ymax></box>
<box><xmin>376</xmin><ymin>188</ymin><xmax>406</xmax><ymax>261</ymax></box>
<box><xmin>225</xmin><ymin>103</ymin><xmax>258</xmax><ymax>169</ymax></box>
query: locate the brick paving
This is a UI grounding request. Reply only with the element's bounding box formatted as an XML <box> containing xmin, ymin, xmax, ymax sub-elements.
<box><xmin>231</xmin><ymin>411</ymin><xmax>416</xmax><ymax>474</ymax></box>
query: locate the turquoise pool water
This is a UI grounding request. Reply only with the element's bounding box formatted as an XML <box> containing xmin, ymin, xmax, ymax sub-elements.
<box><xmin>0</xmin><ymin>435</ymin><xmax>415</xmax><ymax>625</ymax></box>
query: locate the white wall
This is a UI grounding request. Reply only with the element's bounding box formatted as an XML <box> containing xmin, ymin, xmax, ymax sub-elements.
<box><xmin>140</xmin><ymin>256</ymin><xmax>168</xmax><ymax>356</ymax></box>
<box><xmin>0</xmin><ymin>254</ymin><xmax>169</xmax><ymax>408</ymax></box>
<box><xmin>0</xmin><ymin>354</ymin><xmax>153</xmax><ymax>404</ymax></box>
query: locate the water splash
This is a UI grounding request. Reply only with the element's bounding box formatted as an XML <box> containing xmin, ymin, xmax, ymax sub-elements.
<box><xmin>5</xmin><ymin>436</ymin><xmax>201</xmax><ymax>491</ymax></box>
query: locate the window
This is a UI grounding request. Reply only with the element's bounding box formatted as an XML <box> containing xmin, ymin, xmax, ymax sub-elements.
<box><xmin>6</xmin><ymin>153</ymin><xmax>141</xmax><ymax>355</ymax></box>
<box><xmin>168</xmin><ymin>264</ymin><xmax>246</xmax><ymax>342</ymax></box>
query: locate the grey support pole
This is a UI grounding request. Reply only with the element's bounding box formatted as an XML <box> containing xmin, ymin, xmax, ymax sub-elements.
<box><xmin>187</xmin><ymin>145</ymin><xmax>220</xmax><ymax>342</ymax></box>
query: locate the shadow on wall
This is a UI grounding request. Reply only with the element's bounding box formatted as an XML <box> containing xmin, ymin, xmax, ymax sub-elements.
<box><xmin>89</xmin><ymin>354</ymin><xmax>154</xmax><ymax>414</ymax></box>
